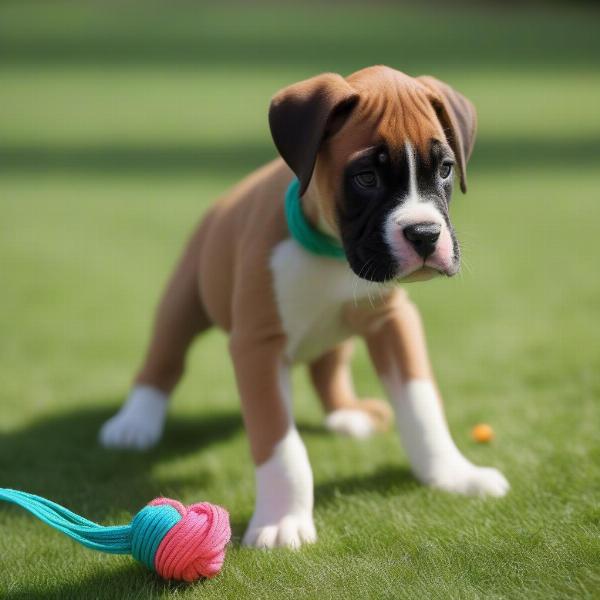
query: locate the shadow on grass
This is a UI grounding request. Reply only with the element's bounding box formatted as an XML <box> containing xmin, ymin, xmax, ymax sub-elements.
<box><xmin>3</xmin><ymin>562</ymin><xmax>200</xmax><ymax>600</ymax></box>
<box><xmin>2</xmin><ymin>137</ymin><xmax>599</xmax><ymax>178</ymax></box>
<box><xmin>5</xmin><ymin>34</ymin><xmax>597</xmax><ymax>72</ymax></box>
<box><xmin>316</xmin><ymin>465</ymin><xmax>416</xmax><ymax>506</ymax></box>
<box><xmin>1</xmin><ymin>4</ymin><xmax>598</xmax><ymax>72</ymax></box>
<box><xmin>0</xmin><ymin>141</ymin><xmax>275</xmax><ymax>177</ymax></box>
<box><xmin>0</xmin><ymin>403</ymin><xmax>243</xmax><ymax>520</ymax></box>
<box><xmin>0</xmin><ymin>403</ymin><xmax>415</xmax><ymax>515</ymax></box>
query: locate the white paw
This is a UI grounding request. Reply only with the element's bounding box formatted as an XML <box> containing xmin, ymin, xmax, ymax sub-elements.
<box><xmin>242</xmin><ymin>514</ymin><xmax>316</xmax><ymax>549</ymax></box>
<box><xmin>325</xmin><ymin>408</ymin><xmax>377</xmax><ymax>439</ymax></box>
<box><xmin>100</xmin><ymin>413</ymin><xmax>162</xmax><ymax>450</ymax></box>
<box><xmin>426</xmin><ymin>461</ymin><xmax>510</xmax><ymax>497</ymax></box>
<box><xmin>99</xmin><ymin>385</ymin><xmax>167</xmax><ymax>451</ymax></box>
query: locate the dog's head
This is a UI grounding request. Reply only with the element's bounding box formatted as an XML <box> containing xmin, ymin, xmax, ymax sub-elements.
<box><xmin>269</xmin><ymin>66</ymin><xmax>477</xmax><ymax>282</ymax></box>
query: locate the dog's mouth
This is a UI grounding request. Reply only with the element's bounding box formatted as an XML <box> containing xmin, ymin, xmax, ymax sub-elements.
<box><xmin>398</xmin><ymin>265</ymin><xmax>442</xmax><ymax>282</ymax></box>
<box><xmin>347</xmin><ymin>258</ymin><xmax>455</xmax><ymax>284</ymax></box>
<box><xmin>396</xmin><ymin>259</ymin><xmax>459</xmax><ymax>282</ymax></box>
<box><xmin>345</xmin><ymin>246</ymin><xmax>459</xmax><ymax>283</ymax></box>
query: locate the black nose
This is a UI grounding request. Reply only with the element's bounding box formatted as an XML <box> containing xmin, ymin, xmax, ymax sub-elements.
<box><xmin>403</xmin><ymin>223</ymin><xmax>441</xmax><ymax>259</ymax></box>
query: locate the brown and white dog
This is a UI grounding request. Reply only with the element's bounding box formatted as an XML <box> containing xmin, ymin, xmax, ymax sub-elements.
<box><xmin>100</xmin><ymin>66</ymin><xmax>509</xmax><ymax>548</ymax></box>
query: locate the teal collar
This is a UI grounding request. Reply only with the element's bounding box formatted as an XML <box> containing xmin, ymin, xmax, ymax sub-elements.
<box><xmin>284</xmin><ymin>178</ymin><xmax>345</xmax><ymax>260</ymax></box>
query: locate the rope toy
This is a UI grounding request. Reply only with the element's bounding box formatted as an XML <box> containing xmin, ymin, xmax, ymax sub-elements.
<box><xmin>0</xmin><ymin>488</ymin><xmax>231</xmax><ymax>582</ymax></box>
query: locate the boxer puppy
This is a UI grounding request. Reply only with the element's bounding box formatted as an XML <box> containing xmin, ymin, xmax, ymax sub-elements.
<box><xmin>100</xmin><ymin>66</ymin><xmax>509</xmax><ymax>548</ymax></box>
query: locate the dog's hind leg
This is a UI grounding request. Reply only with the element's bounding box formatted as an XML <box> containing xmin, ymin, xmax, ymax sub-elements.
<box><xmin>100</xmin><ymin>226</ymin><xmax>212</xmax><ymax>450</ymax></box>
<box><xmin>309</xmin><ymin>340</ymin><xmax>393</xmax><ymax>438</ymax></box>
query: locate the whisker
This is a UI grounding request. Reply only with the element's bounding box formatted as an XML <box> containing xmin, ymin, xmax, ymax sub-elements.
<box><xmin>365</xmin><ymin>260</ymin><xmax>378</xmax><ymax>308</ymax></box>
<box><xmin>353</xmin><ymin>259</ymin><xmax>371</xmax><ymax>307</ymax></box>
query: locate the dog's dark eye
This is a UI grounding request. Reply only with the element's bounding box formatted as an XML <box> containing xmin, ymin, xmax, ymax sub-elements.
<box><xmin>354</xmin><ymin>171</ymin><xmax>378</xmax><ymax>189</ymax></box>
<box><xmin>439</xmin><ymin>161</ymin><xmax>453</xmax><ymax>179</ymax></box>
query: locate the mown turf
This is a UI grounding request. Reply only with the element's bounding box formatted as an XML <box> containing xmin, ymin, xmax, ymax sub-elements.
<box><xmin>1</xmin><ymin>2</ymin><xmax>599</xmax><ymax>598</ymax></box>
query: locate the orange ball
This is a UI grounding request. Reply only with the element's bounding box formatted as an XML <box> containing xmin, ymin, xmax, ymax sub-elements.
<box><xmin>471</xmin><ymin>423</ymin><xmax>494</xmax><ymax>443</ymax></box>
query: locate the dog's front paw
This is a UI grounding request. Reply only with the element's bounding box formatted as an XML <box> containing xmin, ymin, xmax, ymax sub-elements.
<box><xmin>242</xmin><ymin>514</ymin><xmax>316</xmax><ymax>549</ymax></box>
<box><xmin>425</xmin><ymin>460</ymin><xmax>510</xmax><ymax>497</ymax></box>
<box><xmin>99</xmin><ymin>385</ymin><xmax>167</xmax><ymax>451</ymax></box>
<box><xmin>325</xmin><ymin>398</ymin><xmax>393</xmax><ymax>439</ymax></box>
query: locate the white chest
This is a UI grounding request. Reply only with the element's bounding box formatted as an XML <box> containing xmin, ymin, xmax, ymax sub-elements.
<box><xmin>270</xmin><ymin>239</ymin><xmax>373</xmax><ymax>363</ymax></box>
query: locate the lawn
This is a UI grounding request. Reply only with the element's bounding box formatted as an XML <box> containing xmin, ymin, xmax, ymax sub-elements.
<box><xmin>1</xmin><ymin>2</ymin><xmax>599</xmax><ymax>598</ymax></box>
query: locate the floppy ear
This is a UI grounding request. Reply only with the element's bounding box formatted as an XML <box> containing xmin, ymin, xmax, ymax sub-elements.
<box><xmin>269</xmin><ymin>73</ymin><xmax>359</xmax><ymax>195</ymax></box>
<box><xmin>418</xmin><ymin>76</ymin><xmax>477</xmax><ymax>193</ymax></box>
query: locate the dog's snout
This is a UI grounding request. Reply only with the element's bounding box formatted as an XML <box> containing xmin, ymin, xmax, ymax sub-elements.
<box><xmin>403</xmin><ymin>223</ymin><xmax>441</xmax><ymax>259</ymax></box>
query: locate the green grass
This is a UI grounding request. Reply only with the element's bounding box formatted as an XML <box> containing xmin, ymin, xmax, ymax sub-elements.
<box><xmin>1</xmin><ymin>2</ymin><xmax>599</xmax><ymax>598</ymax></box>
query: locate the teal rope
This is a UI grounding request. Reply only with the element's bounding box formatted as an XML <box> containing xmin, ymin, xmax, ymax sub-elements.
<box><xmin>284</xmin><ymin>178</ymin><xmax>346</xmax><ymax>260</ymax></box>
<box><xmin>130</xmin><ymin>504</ymin><xmax>182</xmax><ymax>570</ymax></box>
<box><xmin>0</xmin><ymin>488</ymin><xmax>132</xmax><ymax>554</ymax></box>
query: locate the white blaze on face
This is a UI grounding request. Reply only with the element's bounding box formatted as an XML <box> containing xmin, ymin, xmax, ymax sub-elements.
<box><xmin>383</xmin><ymin>142</ymin><xmax>455</xmax><ymax>277</ymax></box>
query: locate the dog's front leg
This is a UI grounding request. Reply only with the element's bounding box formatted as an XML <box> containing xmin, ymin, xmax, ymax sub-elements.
<box><xmin>362</xmin><ymin>294</ymin><xmax>509</xmax><ymax>497</ymax></box>
<box><xmin>230</xmin><ymin>336</ymin><xmax>316</xmax><ymax>549</ymax></box>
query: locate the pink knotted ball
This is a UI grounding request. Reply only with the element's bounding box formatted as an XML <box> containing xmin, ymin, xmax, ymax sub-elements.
<box><xmin>139</xmin><ymin>497</ymin><xmax>231</xmax><ymax>582</ymax></box>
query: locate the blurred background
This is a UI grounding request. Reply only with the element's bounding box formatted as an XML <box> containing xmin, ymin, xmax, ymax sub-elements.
<box><xmin>0</xmin><ymin>1</ymin><xmax>599</xmax><ymax>597</ymax></box>
<box><xmin>1</xmin><ymin>0</ymin><xmax>598</xmax><ymax>400</ymax></box>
